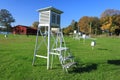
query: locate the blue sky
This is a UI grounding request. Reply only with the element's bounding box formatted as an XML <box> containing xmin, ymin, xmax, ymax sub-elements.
<box><xmin>0</xmin><ymin>0</ymin><xmax>120</xmax><ymax>28</ymax></box>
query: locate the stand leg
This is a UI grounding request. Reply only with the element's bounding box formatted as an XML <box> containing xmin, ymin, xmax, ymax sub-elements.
<box><xmin>32</xmin><ymin>28</ymin><xmax>40</xmax><ymax>65</ymax></box>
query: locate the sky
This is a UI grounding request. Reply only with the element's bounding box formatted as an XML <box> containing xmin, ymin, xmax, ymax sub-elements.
<box><xmin>0</xmin><ymin>0</ymin><xmax>120</xmax><ymax>28</ymax></box>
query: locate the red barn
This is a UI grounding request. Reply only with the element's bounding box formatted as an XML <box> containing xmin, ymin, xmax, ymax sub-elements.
<box><xmin>12</xmin><ymin>25</ymin><xmax>37</xmax><ymax>35</ymax></box>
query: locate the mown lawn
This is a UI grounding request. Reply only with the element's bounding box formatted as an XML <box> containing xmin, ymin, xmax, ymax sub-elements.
<box><xmin>0</xmin><ymin>34</ymin><xmax>120</xmax><ymax>80</ymax></box>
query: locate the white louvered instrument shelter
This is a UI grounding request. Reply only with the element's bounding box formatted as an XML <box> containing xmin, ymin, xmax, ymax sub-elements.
<box><xmin>38</xmin><ymin>6</ymin><xmax>63</xmax><ymax>27</ymax></box>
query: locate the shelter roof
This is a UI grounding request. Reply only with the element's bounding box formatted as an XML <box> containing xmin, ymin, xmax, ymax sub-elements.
<box><xmin>37</xmin><ymin>6</ymin><xmax>63</xmax><ymax>14</ymax></box>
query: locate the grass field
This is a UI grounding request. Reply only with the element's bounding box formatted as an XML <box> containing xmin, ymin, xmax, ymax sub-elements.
<box><xmin>0</xmin><ymin>34</ymin><xmax>120</xmax><ymax>80</ymax></box>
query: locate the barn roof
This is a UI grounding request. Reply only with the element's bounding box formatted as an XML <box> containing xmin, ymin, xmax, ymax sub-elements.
<box><xmin>13</xmin><ymin>25</ymin><xmax>37</xmax><ymax>29</ymax></box>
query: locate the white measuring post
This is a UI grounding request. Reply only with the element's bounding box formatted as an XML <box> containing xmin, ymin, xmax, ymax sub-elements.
<box><xmin>91</xmin><ymin>40</ymin><xmax>96</xmax><ymax>50</ymax></box>
<box><xmin>82</xmin><ymin>34</ymin><xmax>86</xmax><ymax>43</ymax></box>
<box><xmin>32</xmin><ymin>6</ymin><xmax>63</xmax><ymax>70</ymax></box>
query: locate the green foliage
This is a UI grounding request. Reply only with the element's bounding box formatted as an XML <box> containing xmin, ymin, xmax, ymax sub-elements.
<box><xmin>32</xmin><ymin>21</ymin><xmax>39</xmax><ymax>28</ymax></box>
<box><xmin>63</xmin><ymin>20</ymin><xmax>78</xmax><ymax>35</ymax></box>
<box><xmin>70</xmin><ymin>20</ymin><xmax>78</xmax><ymax>30</ymax></box>
<box><xmin>63</xmin><ymin>26</ymin><xmax>73</xmax><ymax>35</ymax></box>
<box><xmin>0</xmin><ymin>9</ymin><xmax>15</xmax><ymax>25</ymax></box>
<box><xmin>0</xmin><ymin>9</ymin><xmax>15</xmax><ymax>32</ymax></box>
<box><xmin>0</xmin><ymin>35</ymin><xmax>120</xmax><ymax>80</ymax></box>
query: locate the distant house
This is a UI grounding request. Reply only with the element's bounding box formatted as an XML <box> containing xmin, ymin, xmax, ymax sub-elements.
<box><xmin>12</xmin><ymin>25</ymin><xmax>37</xmax><ymax>35</ymax></box>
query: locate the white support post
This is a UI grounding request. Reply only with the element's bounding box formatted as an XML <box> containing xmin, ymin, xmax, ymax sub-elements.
<box><xmin>47</xmin><ymin>24</ymin><xmax>51</xmax><ymax>70</ymax></box>
<box><xmin>32</xmin><ymin>27</ymin><xmax>40</xmax><ymax>65</ymax></box>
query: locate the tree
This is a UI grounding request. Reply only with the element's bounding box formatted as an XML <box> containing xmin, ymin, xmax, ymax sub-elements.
<box><xmin>78</xmin><ymin>16</ymin><xmax>90</xmax><ymax>34</ymax></box>
<box><xmin>32</xmin><ymin>21</ymin><xmax>39</xmax><ymax>28</ymax></box>
<box><xmin>0</xmin><ymin>9</ymin><xmax>15</xmax><ymax>33</ymax></box>
<box><xmin>89</xmin><ymin>17</ymin><xmax>101</xmax><ymax>35</ymax></box>
<box><xmin>78</xmin><ymin>16</ymin><xmax>101</xmax><ymax>34</ymax></box>
<box><xmin>112</xmin><ymin>15</ymin><xmax>120</xmax><ymax>35</ymax></box>
<box><xmin>62</xmin><ymin>20</ymin><xmax>78</xmax><ymax>35</ymax></box>
<box><xmin>100</xmin><ymin>9</ymin><xmax>120</xmax><ymax>34</ymax></box>
<box><xmin>63</xmin><ymin>25</ymin><xmax>73</xmax><ymax>35</ymax></box>
<box><xmin>70</xmin><ymin>20</ymin><xmax>78</xmax><ymax>31</ymax></box>
<box><xmin>101</xmin><ymin>9</ymin><xmax>120</xmax><ymax>18</ymax></box>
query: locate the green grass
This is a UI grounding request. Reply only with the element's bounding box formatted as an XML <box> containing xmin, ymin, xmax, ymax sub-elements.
<box><xmin>0</xmin><ymin>34</ymin><xmax>120</xmax><ymax>80</ymax></box>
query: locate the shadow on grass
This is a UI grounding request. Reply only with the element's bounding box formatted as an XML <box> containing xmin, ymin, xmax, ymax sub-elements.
<box><xmin>32</xmin><ymin>63</ymin><xmax>47</xmax><ymax>67</ymax></box>
<box><xmin>107</xmin><ymin>60</ymin><xmax>120</xmax><ymax>65</ymax></box>
<box><xmin>69</xmin><ymin>63</ymin><xmax>98</xmax><ymax>73</ymax></box>
<box><xmin>97</xmin><ymin>48</ymin><xmax>108</xmax><ymax>50</ymax></box>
